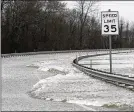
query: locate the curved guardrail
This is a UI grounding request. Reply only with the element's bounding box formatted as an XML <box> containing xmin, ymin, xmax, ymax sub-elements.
<box><xmin>72</xmin><ymin>50</ymin><xmax>134</xmax><ymax>91</ymax></box>
<box><xmin>1</xmin><ymin>48</ymin><xmax>134</xmax><ymax>58</ymax></box>
<box><xmin>1</xmin><ymin>49</ymin><xmax>103</xmax><ymax>58</ymax></box>
<box><xmin>2</xmin><ymin>48</ymin><xmax>134</xmax><ymax>89</ymax></box>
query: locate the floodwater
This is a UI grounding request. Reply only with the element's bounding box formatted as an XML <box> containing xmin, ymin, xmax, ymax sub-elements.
<box><xmin>79</xmin><ymin>52</ymin><xmax>134</xmax><ymax>77</ymax></box>
<box><xmin>2</xmin><ymin>51</ymin><xmax>134</xmax><ymax>111</ymax></box>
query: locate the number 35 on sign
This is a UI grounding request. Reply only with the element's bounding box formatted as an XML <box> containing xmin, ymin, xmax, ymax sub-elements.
<box><xmin>101</xmin><ymin>11</ymin><xmax>119</xmax><ymax>35</ymax></box>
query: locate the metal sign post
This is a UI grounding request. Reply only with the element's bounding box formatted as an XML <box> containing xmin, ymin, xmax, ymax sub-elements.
<box><xmin>101</xmin><ymin>9</ymin><xmax>119</xmax><ymax>74</ymax></box>
<box><xmin>108</xmin><ymin>9</ymin><xmax>112</xmax><ymax>74</ymax></box>
<box><xmin>109</xmin><ymin>35</ymin><xmax>112</xmax><ymax>73</ymax></box>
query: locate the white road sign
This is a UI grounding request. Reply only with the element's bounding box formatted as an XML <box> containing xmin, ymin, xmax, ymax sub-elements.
<box><xmin>101</xmin><ymin>11</ymin><xmax>119</xmax><ymax>35</ymax></box>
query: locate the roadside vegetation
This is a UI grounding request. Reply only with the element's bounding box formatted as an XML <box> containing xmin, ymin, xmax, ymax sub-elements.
<box><xmin>1</xmin><ymin>0</ymin><xmax>134</xmax><ymax>53</ymax></box>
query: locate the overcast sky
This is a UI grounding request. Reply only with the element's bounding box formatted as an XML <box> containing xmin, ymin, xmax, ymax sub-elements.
<box><xmin>65</xmin><ymin>1</ymin><xmax>134</xmax><ymax>23</ymax></box>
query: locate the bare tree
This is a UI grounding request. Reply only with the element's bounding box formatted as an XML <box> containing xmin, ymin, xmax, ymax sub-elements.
<box><xmin>129</xmin><ymin>22</ymin><xmax>134</xmax><ymax>47</ymax></box>
<box><xmin>119</xmin><ymin>17</ymin><xmax>125</xmax><ymax>48</ymax></box>
<box><xmin>76</xmin><ymin>0</ymin><xmax>97</xmax><ymax>49</ymax></box>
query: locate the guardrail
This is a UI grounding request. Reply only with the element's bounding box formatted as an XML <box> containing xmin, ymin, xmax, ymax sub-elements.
<box><xmin>72</xmin><ymin>50</ymin><xmax>134</xmax><ymax>91</ymax></box>
<box><xmin>1</xmin><ymin>48</ymin><xmax>134</xmax><ymax>58</ymax></box>
<box><xmin>2</xmin><ymin>48</ymin><xmax>134</xmax><ymax>89</ymax></box>
<box><xmin>1</xmin><ymin>49</ymin><xmax>102</xmax><ymax>58</ymax></box>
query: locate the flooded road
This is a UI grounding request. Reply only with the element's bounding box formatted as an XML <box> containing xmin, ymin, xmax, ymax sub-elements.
<box><xmin>2</xmin><ymin>51</ymin><xmax>134</xmax><ymax>111</ymax></box>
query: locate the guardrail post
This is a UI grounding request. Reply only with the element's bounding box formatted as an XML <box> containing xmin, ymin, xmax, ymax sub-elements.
<box><xmin>90</xmin><ymin>60</ymin><xmax>92</xmax><ymax>68</ymax></box>
<box><xmin>76</xmin><ymin>54</ymin><xmax>78</xmax><ymax>62</ymax></box>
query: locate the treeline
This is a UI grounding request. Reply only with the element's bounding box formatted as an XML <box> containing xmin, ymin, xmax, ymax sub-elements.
<box><xmin>1</xmin><ymin>1</ymin><xmax>134</xmax><ymax>54</ymax></box>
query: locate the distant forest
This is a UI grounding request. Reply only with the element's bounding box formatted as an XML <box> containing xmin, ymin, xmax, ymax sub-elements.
<box><xmin>1</xmin><ymin>1</ymin><xmax>134</xmax><ymax>54</ymax></box>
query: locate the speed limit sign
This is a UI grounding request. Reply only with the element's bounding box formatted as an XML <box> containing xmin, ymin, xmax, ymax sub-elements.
<box><xmin>101</xmin><ymin>11</ymin><xmax>119</xmax><ymax>35</ymax></box>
